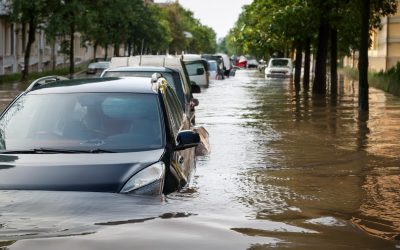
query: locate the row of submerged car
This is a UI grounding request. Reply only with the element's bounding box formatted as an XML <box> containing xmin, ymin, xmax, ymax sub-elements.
<box><xmin>87</xmin><ymin>53</ymin><xmax>235</xmax><ymax>83</ymax></box>
<box><xmin>0</xmin><ymin>54</ymin><xmax>231</xmax><ymax>196</ymax></box>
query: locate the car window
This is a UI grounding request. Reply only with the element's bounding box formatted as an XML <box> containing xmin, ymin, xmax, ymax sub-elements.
<box><xmin>0</xmin><ymin>93</ymin><xmax>163</xmax><ymax>152</ymax></box>
<box><xmin>270</xmin><ymin>59</ymin><xmax>290</xmax><ymax>67</ymax></box>
<box><xmin>172</xmin><ymin>71</ymin><xmax>190</xmax><ymax>107</ymax></box>
<box><xmin>162</xmin><ymin>85</ymin><xmax>183</xmax><ymax>136</ymax></box>
<box><xmin>208</xmin><ymin>61</ymin><xmax>217</xmax><ymax>71</ymax></box>
<box><xmin>185</xmin><ymin>62</ymin><xmax>205</xmax><ymax>76</ymax></box>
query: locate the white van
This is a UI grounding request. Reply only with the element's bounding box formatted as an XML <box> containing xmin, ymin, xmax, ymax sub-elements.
<box><xmin>265</xmin><ymin>58</ymin><xmax>293</xmax><ymax>78</ymax></box>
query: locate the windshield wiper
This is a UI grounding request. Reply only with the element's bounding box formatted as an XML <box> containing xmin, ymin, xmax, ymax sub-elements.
<box><xmin>0</xmin><ymin>148</ymin><xmax>115</xmax><ymax>154</ymax></box>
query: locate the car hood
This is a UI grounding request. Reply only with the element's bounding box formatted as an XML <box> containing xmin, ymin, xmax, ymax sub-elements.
<box><xmin>0</xmin><ymin>149</ymin><xmax>165</xmax><ymax>192</ymax></box>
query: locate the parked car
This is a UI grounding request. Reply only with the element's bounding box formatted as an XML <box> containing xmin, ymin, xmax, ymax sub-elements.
<box><xmin>202</xmin><ymin>54</ymin><xmax>225</xmax><ymax>79</ymax></box>
<box><xmin>247</xmin><ymin>59</ymin><xmax>259</xmax><ymax>69</ymax></box>
<box><xmin>86</xmin><ymin>61</ymin><xmax>110</xmax><ymax>74</ymax></box>
<box><xmin>183</xmin><ymin>59</ymin><xmax>209</xmax><ymax>87</ymax></box>
<box><xmin>265</xmin><ymin>58</ymin><xmax>293</xmax><ymax>78</ymax></box>
<box><xmin>101</xmin><ymin>66</ymin><xmax>200</xmax><ymax>124</ymax></box>
<box><xmin>235</xmin><ymin>56</ymin><xmax>247</xmax><ymax>68</ymax></box>
<box><xmin>217</xmin><ymin>53</ymin><xmax>233</xmax><ymax>76</ymax></box>
<box><xmin>207</xmin><ymin>60</ymin><xmax>219</xmax><ymax>80</ymax></box>
<box><xmin>0</xmin><ymin>75</ymin><xmax>201</xmax><ymax>195</ymax></box>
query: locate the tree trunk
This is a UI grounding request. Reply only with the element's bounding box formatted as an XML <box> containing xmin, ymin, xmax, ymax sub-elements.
<box><xmin>22</xmin><ymin>23</ymin><xmax>26</xmax><ymax>53</ymax></box>
<box><xmin>294</xmin><ymin>40</ymin><xmax>303</xmax><ymax>89</ymax></box>
<box><xmin>303</xmin><ymin>38</ymin><xmax>311</xmax><ymax>90</ymax></box>
<box><xmin>358</xmin><ymin>0</ymin><xmax>370</xmax><ymax>111</ymax></box>
<box><xmin>51</xmin><ymin>39</ymin><xmax>56</xmax><ymax>71</ymax></box>
<box><xmin>114</xmin><ymin>44</ymin><xmax>120</xmax><ymax>57</ymax></box>
<box><xmin>104</xmin><ymin>44</ymin><xmax>108</xmax><ymax>59</ymax></box>
<box><xmin>69</xmin><ymin>24</ymin><xmax>75</xmax><ymax>78</ymax></box>
<box><xmin>127</xmin><ymin>42</ymin><xmax>132</xmax><ymax>56</ymax></box>
<box><xmin>22</xmin><ymin>18</ymin><xmax>36</xmax><ymax>81</ymax></box>
<box><xmin>93</xmin><ymin>43</ymin><xmax>98</xmax><ymax>60</ymax></box>
<box><xmin>313</xmin><ymin>16</ymin><xmax>330</xmax><ymax>95</ymax></box>
<box><xmin>330</xmin><ymin>26</ymin><xmax>338</xmax><ymax>97</ymax></box>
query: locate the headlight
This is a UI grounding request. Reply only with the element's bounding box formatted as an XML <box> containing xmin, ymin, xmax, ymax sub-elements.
<box><xmin>120</xmin><ymin>162</ymin><xmax>165</xmax><ymax>195</ymax></box>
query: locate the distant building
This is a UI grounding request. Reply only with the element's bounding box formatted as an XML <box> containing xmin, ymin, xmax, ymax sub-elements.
<box><xmin>0</xmin><ymin>2</ymin><xmax>113</xmax><ymax>76</ymax></box>
<box><xmin>345</xmin><ymin>4</ymin><xmax>400</xmax><ymax>72</ymax></box>
<box><xmin>368</xmin><ymin>5</ymin><xmax>400</xmax><ymax>72</ymax></box>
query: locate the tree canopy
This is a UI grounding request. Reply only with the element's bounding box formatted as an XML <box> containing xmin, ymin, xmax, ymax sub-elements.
<box><xmin>5</xmin><ymin>0</ymin><xmax>217</xmax><ymax>79</ymax></box>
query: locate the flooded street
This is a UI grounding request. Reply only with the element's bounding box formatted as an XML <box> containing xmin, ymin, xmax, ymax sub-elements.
<box><xmin>0</xmin><ymin>70</ymin><xmax>399</xmax><ymax>249</ymax></box>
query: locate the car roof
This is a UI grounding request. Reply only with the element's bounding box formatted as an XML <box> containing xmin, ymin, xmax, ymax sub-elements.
<box><xmin>28</xmin><ymin>77</ymin><xmax>158</xmax><ymax>95</ymax></box>
<box><xmin>104</xmin><ymin>66</ymin><xmax>177</xmax><ymax>73</ymax></box>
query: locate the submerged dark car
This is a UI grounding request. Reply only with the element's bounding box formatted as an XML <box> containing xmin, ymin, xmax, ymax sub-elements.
<box><xmin>0</xmin><ymin>76</ymin><xmax>200</xmax><ymax>195</ymax></box>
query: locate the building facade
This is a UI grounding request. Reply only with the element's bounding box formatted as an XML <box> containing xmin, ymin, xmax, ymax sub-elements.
<box><xmin>368</xmin><ymin>4</ymin><xmax>400</xmax><ymax>72</ymax></box>
<box><xmin>345</xmin><ymin>3</ymin><xmax>400</xmax><ymax>72</ymax></box>
<box><xmin>0</xmin><ymin>2</ymin><xmax>112</xmax><ymax>76</ymax></box>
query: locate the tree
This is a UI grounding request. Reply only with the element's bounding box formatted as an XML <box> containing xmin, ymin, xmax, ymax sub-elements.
<box><xmin>358</xmin><ymin>0</ymin><xmax>370</xmax><ymax>111</ymax></box>
<box><xmin>159</xmin><ymin>2</ymin><xmax>216</xmax><ymax>54</ymax></box>
<box><xmin>358</xmin><ymin>0</ymin><xmax>397</xmax><ymax>111</ymax></box>
<box><xmin>46</xmin><ymin>0</ymin><xmax>89</xmax><ymax>77</ymax></box>
<box><xmin>7</xmin><ymin>0</ymin><xmax>55</xmax><ymax>81</ymax></box>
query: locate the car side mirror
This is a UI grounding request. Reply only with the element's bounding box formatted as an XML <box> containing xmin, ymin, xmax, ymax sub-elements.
<box><xmin>191</xmin><ymin>98</ymin><xmax>199</xmax><ymax>107</ymax></box>
<box><xmin>191</xmin><ymin>83</ymin><xmax>201</xmax><ymax>93</ymax></box>
<box><xmin>175</xmin><ymin>130</ymin><xmax>200</xmax><ymax>151</ymax></box>
<box><xmin>196</xmin><ymin>68</ymin><xmax>204</xmax><ymax>75</ymax></box>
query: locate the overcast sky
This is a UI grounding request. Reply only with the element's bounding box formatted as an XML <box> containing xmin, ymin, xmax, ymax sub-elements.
<box><xmin>154</xmin><ymin>0</ymin><xmax>253</xmax><ymax>39</ymax></box>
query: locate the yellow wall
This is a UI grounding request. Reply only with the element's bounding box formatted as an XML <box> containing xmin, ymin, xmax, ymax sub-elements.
<box><xmin>368</xmin><ymin>3</ymin><xmax>400</xmax><ymax>71</ymax></box>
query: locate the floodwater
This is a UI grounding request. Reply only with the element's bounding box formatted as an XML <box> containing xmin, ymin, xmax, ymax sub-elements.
<box><xmin>0</xmin><ymin>70</ymin><xmax>399</xmax><ymax>249</ymax></box>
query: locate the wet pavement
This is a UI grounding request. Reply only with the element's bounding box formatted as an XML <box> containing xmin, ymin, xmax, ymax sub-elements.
<box><xmin>0</xmin><ymin>70</ymin><xmax>399</xmax><ymax>249</ymax></box>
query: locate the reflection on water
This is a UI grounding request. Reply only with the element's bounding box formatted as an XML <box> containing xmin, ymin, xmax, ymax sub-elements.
<box><xmin>0</xmin><ymin>71</ymin><xmax>399</xmax><ymax>249</ymax></box>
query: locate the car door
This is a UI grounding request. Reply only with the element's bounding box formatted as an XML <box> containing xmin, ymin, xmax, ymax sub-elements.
<box><xmin>162</xmin><ymin>85</ymin><xmax>195</xmax><ymax>187</ymax></box>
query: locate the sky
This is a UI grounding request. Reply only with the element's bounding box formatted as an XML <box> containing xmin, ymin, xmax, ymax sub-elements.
<box><xmin>154</xmin><ymin>0</ymin><xmax>253</xmax><ymax>39</ymax></box>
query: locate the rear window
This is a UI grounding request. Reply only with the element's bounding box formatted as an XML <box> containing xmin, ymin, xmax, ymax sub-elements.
<box><xmin>185</xmin><ymin>63</ymin><xmax>205</xmax><ymax>76</ymax></box>
<box><xmin>270</xmin><ymin>59</ymin><xmax>290</xmax><ymax>67</ymax></box>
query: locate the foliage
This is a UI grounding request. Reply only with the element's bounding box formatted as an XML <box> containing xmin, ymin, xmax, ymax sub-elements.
<box><xmin>3</xmin><ymin>0</ymin><xmax>216</xmax><ymax>78</ymax></box>
<box><xmin>160</xmin><ymin>2</ymin><xmax>216</xmax><ymax>54</ymax></box>
<box><xmin>5</xmin><ymin>0</ymin><xmax>58</xmax><ymax>80</ymax></box>
<box><xmin>226</xmin><ymin>0</ymin><xmax>398</xmax><ymax>59</ymax></box>
<box><xmin>343</xmin><ymin>65</ymin><xmax>400</xmax><ymax>97</ymax></box>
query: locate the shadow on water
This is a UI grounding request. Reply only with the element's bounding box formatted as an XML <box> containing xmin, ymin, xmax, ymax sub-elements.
<box><xmin>0</xmin><ymin>70</ymin><xmax>399</xmax><ymax>249</ymax></box>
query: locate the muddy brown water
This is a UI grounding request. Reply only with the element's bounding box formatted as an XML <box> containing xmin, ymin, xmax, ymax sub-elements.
<box><xmin>0</xmin><ymin>70</ymin><xmax>399</xmax><ymax>249</ymax></box>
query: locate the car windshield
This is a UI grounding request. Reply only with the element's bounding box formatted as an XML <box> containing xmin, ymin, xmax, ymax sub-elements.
<box><xmin>0</xmin><ymin>93</ymin><xmax>163</xmax><ymax>152</ymax></box>
<box><xmin>270</xmin><ymin>59</ymin><xmax>290</xmax><ymax>67</ymax></box>
<box><xmin>103</xmin><ymin>71</ymin><xmax>176</xmax><ymax>92</ymax></box>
